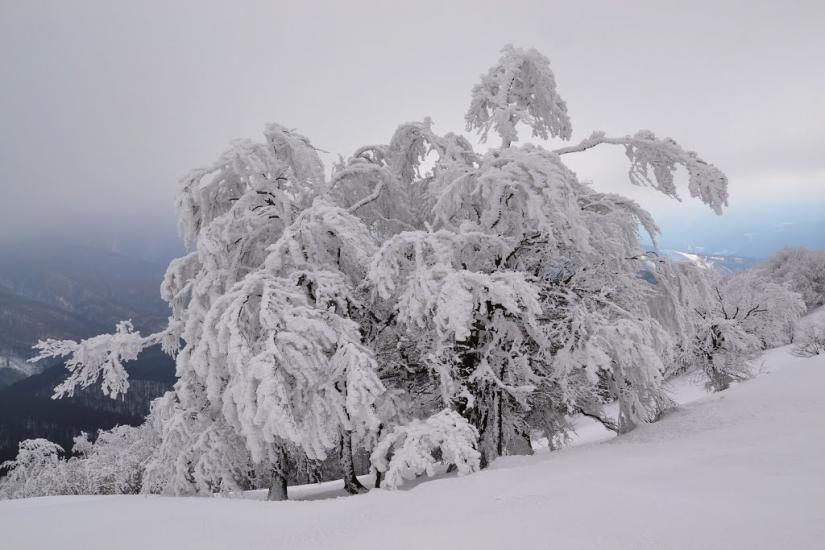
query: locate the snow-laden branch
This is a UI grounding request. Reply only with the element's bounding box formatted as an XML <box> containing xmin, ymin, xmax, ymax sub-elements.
<box><xmin>347</xmin><ymin>178</ymin><xmax>386</xmax><ymax>213</ymax></box>
<box><xmin>370</xmin><ymin>409</ymin><xmax>480</xmax><ymax>489</ymax></box>
<box><xmin>551</xmin><ymin>131</ymin><xmax>627</xmax><ymax>155</ymax></box>
<box><xmin>30</xmin><ymin>321</ymin><xmax>177</xmax><ymax>400</ymax></box>
<box><xmin>554</xmin><ymin>130</ymin><xmax>728</xmax><ymax>214</ymax></box>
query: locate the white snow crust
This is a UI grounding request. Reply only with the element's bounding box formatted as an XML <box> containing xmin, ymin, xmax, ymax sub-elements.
<box><xmin>2</xmin><ymin>341</ymin><xmax>823</xmax><ymax>549</ymax></box>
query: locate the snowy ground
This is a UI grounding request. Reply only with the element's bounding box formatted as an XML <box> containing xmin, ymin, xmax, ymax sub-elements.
<box><xmin>2</xmin><ymin>342</ymin><xmax>824</xmax><ymax>549</ymax></box>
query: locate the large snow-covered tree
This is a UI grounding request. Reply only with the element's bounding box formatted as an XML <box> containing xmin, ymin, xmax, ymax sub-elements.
<box><xmin>22</xmin><ymin>44</ymin><xmax>736</xmax><ymax>498</ymax></box>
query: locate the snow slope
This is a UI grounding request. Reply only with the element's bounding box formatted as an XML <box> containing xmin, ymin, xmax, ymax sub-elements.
<box><xmin>2</xmin><ymin>347</ymin><xmax>823</xmax><ymax>550</ymax></box>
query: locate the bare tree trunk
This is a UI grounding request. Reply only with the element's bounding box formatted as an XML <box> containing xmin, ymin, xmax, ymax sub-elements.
<box><xmin>267</xmin><ymin>445</ymin><xmax>288</xmax><ymax>501</ymax></box>
<box><xmin>340</xmin><ymin>430</ymin><xmax>367</xmax><ymax>495</ymax></box>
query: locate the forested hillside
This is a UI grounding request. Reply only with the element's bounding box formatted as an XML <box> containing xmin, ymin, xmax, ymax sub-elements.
<box><xmin>0</xmin><ymin>346</ymin><xmax>174</xmax><ymax>464</ymax></box>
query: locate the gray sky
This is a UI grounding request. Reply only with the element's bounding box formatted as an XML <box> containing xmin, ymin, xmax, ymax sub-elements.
<box><xmin>1</xmin><ymin>0</ymin><xmax>823</xmax><ymax>257</ymax></box>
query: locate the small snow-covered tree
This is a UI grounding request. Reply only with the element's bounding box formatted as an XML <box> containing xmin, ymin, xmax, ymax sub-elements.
<box><xmin>691</xmin><ymin>270</ymin><xmax>805</xmax><ymax>390</ymax></box>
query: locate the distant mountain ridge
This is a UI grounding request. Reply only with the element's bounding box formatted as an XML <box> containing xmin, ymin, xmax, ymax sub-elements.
<box><xmin>0</xmin><ymin>287</ymin><xmax>107</xmax><ymax>386</ymax></box>
<box><xmin>0</xmin><ymin>241</ymin><xmax>176</xmax><ymax>462</ymax></box>
<box><xmin>659</xmin><ymin>249</ymin><xmax>761</xmax><ymax>274</ymax></box>
<box><xmin>0</xmin><ymin>241</ymin><xmax>169</xmax><ymax>332</ymax></box>
<box><xmin>0</xmin><ymin>241</ymin><xmax>172</xmax><ymax>387</ymax></box>
<box><xmin>0</xmin><ymin>345</ymin><xmax>175</xmax><ymax>464</ymax></box>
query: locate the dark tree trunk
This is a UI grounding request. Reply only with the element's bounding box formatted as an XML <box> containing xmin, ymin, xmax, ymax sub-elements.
<box><xmin>267</xmin><ymin>445</ymin><xmax>288</xmax><ymax>501</ymax></box>
<box><xmin>511</xmin><ymin>427</ymin><xmax>534</xmax><ymax>455</ymax></box>
<box><xmin>608</xmin><ymin>370</ymin><xmax>636</xmax><ymax>435</ymax></box>
<box><xmin>340</xmin><ymin>430</ymin><xmax>367</xmax><ymax>495</ymax></box>
<box><xmin>496</xmin><ymin>365</ymin><xmax>505</xmax><ymax>457</ymax></box>
<box><xmin>477</xmin><ymin>403</ymin><xmax>492</xmax><ymax>469</ymax></box>
<box><xmin>706</xmin><ymin>324</ymin><xmax>732</xmax><ymax>391</ymax></box>
<box><xmin>373</xmin><ymin>423</ymin><xmax>383</xmax><ymax>489</ymax></box>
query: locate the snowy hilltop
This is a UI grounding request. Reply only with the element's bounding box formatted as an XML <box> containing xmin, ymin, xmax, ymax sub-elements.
<box><xmin>1</xmin><ymin>47</ymin><xmax>823</xmax><ymax>550</ymax></box>
<box><xmin>1</xmin><ymin>333</ymin><xmax>823</xmax><ymax>549</ymax></box>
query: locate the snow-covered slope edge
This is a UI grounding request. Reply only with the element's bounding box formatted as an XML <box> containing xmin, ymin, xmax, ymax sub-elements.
<box><xmin>2</xmin><ymin>346</ymin><xmax>823</xmax><ymax>550</ymax></box>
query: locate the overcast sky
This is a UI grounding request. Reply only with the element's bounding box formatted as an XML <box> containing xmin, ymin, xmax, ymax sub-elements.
<box><xmin>1</xmin><ymin>0</ymin><xmax>823</xmax><ymax>258</ymax></box>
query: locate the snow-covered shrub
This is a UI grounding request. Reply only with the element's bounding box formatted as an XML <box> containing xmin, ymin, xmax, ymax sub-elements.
<box><xmin>371</xmin><ymin>410</ymin><xmax>480</xmax><ymax>489</ymax></box>
<box><xmin>793</xmin><ymin>323</ymin><xmax>825</xmax><ymax>357</ymax></box>
<box><xmin>691</xmin><ymin>271</ymin><xmax>805</xmax><ymax>390</ymax></box>
<box><xmin>0</xmin><ymin>439</ymin><xmax>69</xmax><ymax>499</ymax></box>
<box><xmin>71</xmin><ymin>424</ymin><xmax>157</xmax><ymax>495</ymax></box>
<box><xmin>758</xmin><ymin>247</ymin><xmax>825</xmax><ymax>311</ymax></box>
<box><xmin>0</xmin><ymin>423</ymin><xmax>161</xmax><ymax>500</ymax></box>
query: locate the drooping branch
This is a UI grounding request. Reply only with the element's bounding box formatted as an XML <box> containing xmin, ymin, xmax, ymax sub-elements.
<box><xmin>30</xmin><ymin>321</ymin><xmax>178</xmax><ymax>400</ymax></box>
<box><xmin>554</xmin><ymin>130</ymin><xmax>728</xmax><ymax>214</ymax></box>
<box><xmin>577</xmin><ymin>408</ymin><xmax>619</xmax><ymax>433</ymax></box>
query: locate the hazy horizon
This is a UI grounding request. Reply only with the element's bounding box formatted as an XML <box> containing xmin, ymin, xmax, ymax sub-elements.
<box><xmin>2</xmin><ymin>0</ymin><xmax>823</xmax><ymax>260</ymax></box>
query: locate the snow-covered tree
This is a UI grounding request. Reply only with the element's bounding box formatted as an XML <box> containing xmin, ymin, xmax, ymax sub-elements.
<box><xmin>689</xmin><ymin>270</ymin><xmax>805</xmax><ymax>390</ymax></box>
<box><xmin>31</xmin><ymin>124</ymin><xmax>387</xmax><ymax>499</ymax></box>
<box><xmin>26</xmin><ymin>44</ymin><xmax>734</xmax><ymax>498</ymax></box>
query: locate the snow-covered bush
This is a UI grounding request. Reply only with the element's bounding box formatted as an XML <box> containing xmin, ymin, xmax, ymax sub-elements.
<box><xmin>371</xmin><ymin>409</ymin><xmax>480</xmax><ymax>489</ymax></box>
<box><xmin>758</xmin><ymin>247</ymin><xmax>825</xmax><ymax>311</ymax></box>
<box><xmin>0</xmin><ymin>424</ymin><xmax>160</xmax><ymax>499</ymax></box>
<box><xmin>793</xmin><ymin>323</ymin><xmax>825</xmax><ymax>357</ymax></box>
<box><xmin>0</xmin><ymin>439</ymin><xmax>69</xmax><ymax>499</ymax></box>
<box><xmin>690</xmin><ymin>271</ymin><xmax>805</xmax><ymax>390</ymax></box>
<box><xmin>70</xmin><ymin>424</ymin><xmax>157</xmax><ymax>495</ymax></box>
